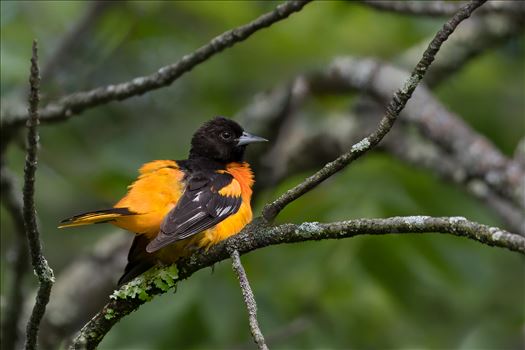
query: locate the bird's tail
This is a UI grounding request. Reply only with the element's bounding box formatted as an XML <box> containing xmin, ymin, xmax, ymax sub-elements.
<box><xmin>59</xmin><ymin>208</ymin><xmax>134</xmax><ymax>228</ymax></box>
<box><xmin>118</xmin><ymin>234</ymin><xmax>156</xmax><ymax>286</ymax></box>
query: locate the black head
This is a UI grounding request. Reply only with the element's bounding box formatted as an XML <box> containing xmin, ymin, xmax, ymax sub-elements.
<box><xmin>189</xmin><ymin>117</ymin><xmax>267</xmax><ymax>162</ymax></box>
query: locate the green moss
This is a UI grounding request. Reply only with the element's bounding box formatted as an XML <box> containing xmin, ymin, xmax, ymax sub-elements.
<box><xmin>104</xmin><ymin>308</ymin><xmax>115</xmax><ymax>320</ymax></box>
<box><xmin>110</xmin><ymin>264</ymin><xmax>179</xmax><ymax>301</ymax></box>
<box><xmin>89</xmin><ymin>331</ymin><xmax>101</xmax><ymax>341</ymax></box>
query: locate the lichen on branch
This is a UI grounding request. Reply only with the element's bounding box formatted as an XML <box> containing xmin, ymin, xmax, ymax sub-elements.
<box><xmin>69</xmin><ymin>214</ymin><xmax>524</xmax><ymax>349</ymax></box>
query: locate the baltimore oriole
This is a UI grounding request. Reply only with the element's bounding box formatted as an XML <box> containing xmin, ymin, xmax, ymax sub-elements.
<box><xmin>60</xmin><ymin>117</ymin><xmax>267</xmax><ymax>285</ymax></box>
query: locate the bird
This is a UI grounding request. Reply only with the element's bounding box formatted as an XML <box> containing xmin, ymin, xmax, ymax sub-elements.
<box><xmin>59</xmin><ymin>117</ymin><xmax>267</xmax><ymax>285</ymax></box>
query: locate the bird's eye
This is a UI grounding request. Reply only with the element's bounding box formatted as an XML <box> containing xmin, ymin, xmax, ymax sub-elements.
<box><xmin>220</xmin><ymin>131</ymin><xmax>232</xmax><ymax>140</ymax></box>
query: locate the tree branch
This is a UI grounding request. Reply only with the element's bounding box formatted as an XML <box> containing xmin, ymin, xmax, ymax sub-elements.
<box><xmin>68</xmin><ymin>215</ymin><xmax>524</xmax><ymax>349</ymax></box>
<box><xmin>0</xmin><ymin>0</ymin><xmax>312</xmax><ymax>128</ymax></box>
<box><xmin>229</xmin><ymin>250</ymin><xmax>268</xmax><ymax>350</ymax></box>
<box><xmin>308</xmin><ymin>56</ymin><xmax>524</xmax><ymax>211</ymax></box>
<box><xmin>360</xmin><ymin>0</ymin><xmax>524</xmax><ymax>17</ymax></box>
<box><xmin>262</xmin><ymin>0</ymin><xmax>487</xmax><ymax>221</ymax></box>
<box><xmin>23</xmin><ymin>40</ymin><xmax>55</xmax><ymax>350</ymax></box>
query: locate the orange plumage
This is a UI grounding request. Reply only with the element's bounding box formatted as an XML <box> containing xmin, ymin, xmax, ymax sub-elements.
<box><xmin>60</xmin><ymin>118</ymin><xmax>266</xmax><ymax>285</ymax></box>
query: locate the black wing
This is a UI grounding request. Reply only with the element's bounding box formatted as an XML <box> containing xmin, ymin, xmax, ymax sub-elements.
<box><xmin>145</xmin><ymin>172</ymin><xmax>242</xmax><ymax>253</ymax></box>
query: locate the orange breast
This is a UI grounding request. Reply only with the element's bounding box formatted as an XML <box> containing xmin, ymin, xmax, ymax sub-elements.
<box><xmin>225</xmin><ymin>162</ymin><xmax>254</xmax><ymax>202</ymax></box>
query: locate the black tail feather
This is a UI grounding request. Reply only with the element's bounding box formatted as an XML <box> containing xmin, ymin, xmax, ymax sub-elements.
<box><xmin>118</xmin><ymin>234</ymin><xmax>156</xmax><ymax>286</ymax></box>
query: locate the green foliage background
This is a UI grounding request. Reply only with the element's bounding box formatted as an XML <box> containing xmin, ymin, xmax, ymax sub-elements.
<box><xmin>1</xmin><ymin>1</ymin><xmax>523</xmax><ymax>349</ymax></box>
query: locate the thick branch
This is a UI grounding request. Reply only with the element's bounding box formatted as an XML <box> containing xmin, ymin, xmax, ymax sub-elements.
<box><xmin>230</xmin><ymin>250</ymin><xmax>268</xmax><ymax>350</ymax></box>
<box><xmin>308</xmin><ymin>57</ymin><xmax>524</xmax><ymax>210</ymax></box>
<box><xmin>360</xmin><ymin>0</ymin><xmax>524</xmax><ymax>17</ymax></box>
<box><xmin>23</xmin><ymin>41</ymin><xmax>55</xmax><ymax>350</ymax></box>
<box><xmin>1</xmin><ymin>0</ymin><xmax>311</xmax><ymax>127</ymax></box>
<box><xmin>69</xmin><ymin>215</ymin><xmax>524</xmax><ymax>349</ymax></box>
<box><xmin>262</xmin><ymin>0</ymin><xmax>487</xmax><ymax>221</ymax></box>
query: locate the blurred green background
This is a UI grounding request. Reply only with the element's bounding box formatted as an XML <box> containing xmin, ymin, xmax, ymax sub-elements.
<box><xmin>1</xmin><ymin>1</ymin><xmax>524</xmax><ymax>349</ymax></box>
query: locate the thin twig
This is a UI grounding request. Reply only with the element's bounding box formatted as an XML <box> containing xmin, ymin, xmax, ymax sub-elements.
<box><xmin>360</xmin><ymin>0</ymin><xmax>523</xmax><ymax>17</ymax></box>
<box><xmin>233</xmin><ymin>317</ymin><xmax>310</xmax><ymax>350</ymax></box>
<box><xmin>262</xmin><ymin>0</ymin><xmax>487</xmax><ymax>221</ymax></box>
<box><xmin>1</xmin><ymin>0</ymin><xmax>312</xmax><ymax>127</ymax></box>
<box><xmin>23</xmin><ymin>40</ymin><xmax>55</xmax><ymax>350</ymax></box>
<box><xmin>229</xmin><ymin>250</ymin><xmax>269</xmax><ymax>350</ymax></box>
<box><xmin>68</xmin><ymin>215</ymin><xmax>524</xmax><ymax>349</ymax></box>
<box><xmin>0</xmin><ymin>167</ymin><xmax>30</xmax><ymax>350</ymax></box>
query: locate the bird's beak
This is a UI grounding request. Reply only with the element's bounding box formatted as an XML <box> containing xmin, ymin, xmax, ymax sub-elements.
<box><xmin>236</xmin><ymin>132</ymin><xmax>268</xmax><ymax>146</ymax></box>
